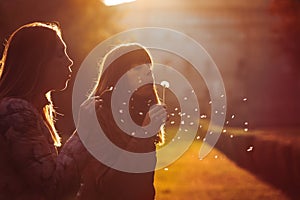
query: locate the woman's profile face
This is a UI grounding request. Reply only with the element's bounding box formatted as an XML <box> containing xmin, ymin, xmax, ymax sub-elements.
<box><xmin>125</xmin><ymin>63</ymin><xmax>153</xmax><ymax>89</ymax></box>
<box><xmin>123</xmin><ymin>63</ymin><xmax>158</xmax><ymax>101</ymax></box>
<box><xmin>43</xmin><ymin>36</ymin><xmax>73</xmax><ymax>91</ymax></box>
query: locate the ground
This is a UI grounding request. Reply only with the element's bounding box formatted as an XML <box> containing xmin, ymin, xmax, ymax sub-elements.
<box><xmin>154</xmin><ymin>140</ymin><xmax>289</xmax><ymax>200</ymax></box>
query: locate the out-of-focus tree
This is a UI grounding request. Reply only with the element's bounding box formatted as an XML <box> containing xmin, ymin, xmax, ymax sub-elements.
<box><xmin>269</xmin><ymin>0</ymin><xmax>300</xmax><ymax>127</ymax></box>
<box><xmin>270</xmin><ymin>0</ymin><xmax>300</xmax><ymax>68</ymax></box>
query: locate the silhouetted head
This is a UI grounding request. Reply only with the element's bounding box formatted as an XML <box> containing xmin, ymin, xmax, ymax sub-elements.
<box><xmin>90</xmin><ymin>43</ymin><xmax>165</xmax><ymax>146</ymax></box>
<box><xmin>93</xmin><ymin>43</ymin><xmax>154</xmax><ymax>97</ymax></box>
<box><xmin>0</xmin><ymin>22</ymin><xmax>73</xmax><ymax>147</ymax></box>
<box><xmin>0</xmin><ymin>22</ymin><xmax>73</xmax><ymax>100</ymax></box>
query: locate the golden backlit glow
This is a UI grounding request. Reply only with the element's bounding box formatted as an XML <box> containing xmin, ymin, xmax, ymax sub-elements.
<box><xmin>102</xmin><ymin>0</ymin><xmax>136</xmax><ymax>6</ymax></box>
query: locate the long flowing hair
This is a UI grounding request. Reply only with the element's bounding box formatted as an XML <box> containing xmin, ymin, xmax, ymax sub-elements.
<box><xmin>89</xmin><ymin>43</ymin><xmax>165</xmax><ymax>148</ymax></box>
<box><xmin>0</xmin><ymin>22</ymin><xmax>62</xmax><ymax>147</ymax></box>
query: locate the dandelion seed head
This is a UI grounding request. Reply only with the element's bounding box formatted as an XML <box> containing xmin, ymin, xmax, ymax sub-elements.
<box><xmin>160</xmin><ymin>81</ymin><xmax>170</xmax><ymax>88</ymax></box>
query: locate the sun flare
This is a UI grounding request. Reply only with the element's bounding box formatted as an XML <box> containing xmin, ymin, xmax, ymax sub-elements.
<box><xmin>102</xmin><ymin>0</ymin><xmax>136</xmax><ymax>6</ymax></box>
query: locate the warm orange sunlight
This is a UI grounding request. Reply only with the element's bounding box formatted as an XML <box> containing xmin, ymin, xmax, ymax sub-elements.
<box><xmin>102</xmin><ymin>0</ymin><xmax>136</xmax><ymax>6</ymax></box>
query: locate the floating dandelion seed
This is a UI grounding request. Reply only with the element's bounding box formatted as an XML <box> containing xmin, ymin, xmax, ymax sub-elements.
<box><xmin>184</xmin><ymin>129</ymin><xmax>188</xmax><ymax>132</ymax></box>
<box><xmin>215</xmin><ymin>110</ymin><xmax>218</xmax><ymax>114</ymax></box>
<box><xmin>225</xmin><ymin>121</ymin><xmax>229</xmax><ymax>124</ymax></box>
<box><xmin>221</xmin><ymin>94</ymin><xmax>225</xmax><ymax>98</ymax></box>
<box><xmin>199</xmin><ymin>125</ymin><xmax>203</xmax><ymax>128</ymax></box>
<box><xmin>138</xmin><ymin>112</ymin><xmax>143</xmax><ymax>115</ymax></box>
<box><xmin>222</xmin><ymin>129</ymin><xmax>227</xmax><ymax>133</ymax></box>
<box><xmin>119</xmin><ymin>109</ymin><xmax>123</xmax><ymax>114</ymax></box>
<box><xmin>209</xmin><ymin>131</ymin><xmax>213</xmax><ymax>135</ymax></box>
<box><xmin>191</xmin><ymin>90</ymin><xmax>195</xmax><ymax>94</ymax></box>
<box><xmin>144</xmin><ymin>131</ymin><xmax>148</xmax><ymax>135</ymax></box>
<box><xmin>164</xmin><ymin>167</ymin><xmax>169</xmax><ymax>171</ymax></box>
<box><xmin>138</xmin><ymin>80</ymin><xmax>142</xmax><ymax>84</ymax></box>
<box><xmin>194</xmin><ymin>108</ymin><xmax>198</xmax><ymax>112</ymax></box>
<box><xmin>196</xmin><ymin>136</ymin><xmax>200</xmax><ymax>140</ymax></box>
<box><xmin>187</xmin><ymin>115</ymin><xmax>191</xmax><ymax>118</ymax></box>
<box><xmin>243</xmin><ymin>98</ymin><xmax>248</xmax><ymax>102</ymax></box>
<box><xmin>203</xmin><ymin>138</ymin><xmax>206</xmax><ymax>142</ymax></box>
<box><xmin>247</xmin><ymin>146</ymin><xmax>253</xmax><ymax>152</ymax></box>
<box><xmin>131</xmin><ymin>132</ymin><xmax>135</xmax><ymax>136</ymax></box>
<box><xmin>244</xmin><ymin>128</ymin><xmax>249</xmax><ymax>132</ymax></box>
<box><xmin>230</xmin><ymin>134</ymin><xmax>234</xmax><ymax>138</ymax></box>
<box><xmin>189</xmin><ymin>122</ymin><xmax>194</xmax><ymax>126</ymax></box>
<box><xmin>244</xmin><ymin>122</ymin><xmax>249</xmax><ymax>125</ymax></box>
<box><xmin>231</xmin><ymin>114</ymin><xmax>235</xmax><ymax>119</ymax></box>
<box><xmin>200</xmin><ymin>115</ymin><xmax>207</xmax><ymax>119</ymax></box>
<box><xmin>120</xmin><ymin>119</ymin><xmax>125</xmax><ymax>123</ymax></box>
<box><xmin>171</xmin><ymin>113</ymin><xmax>175</xmax><ymax>116</ymax></box>
<box><xmin>209</xmin><ymin>100</ymin><xmax>212</xmax><ymax>104</ymax></box>
<box><xmin>128</xmin><ymin>90</ymin><xmax>131</xmax><ymax>93</ymax></box>
<box><xmin>214</xmin><ymin>155</ymin><xmax>218</xmax><ymax>159</ymax></box>
<box><xmin>184</xmin><ymin>97</ymin><xmax>188</xmax><ymax>101</ymax></box>
<box><xmin>221</xmin><ymin>112</ymin><xmax>225</xmax><ymax>115</ymax></box>
<box><xmin>181</xmin><ymin>121</ymin><xmax>185</xmax><ymax>125</ymax></box>
<box><xmin>177</xmin><ymin>136</ymin><xmax>181</xmax><ymax>140</ymax></box>
<box><xmin>109</xmin><ymin>86</ymin><xmax>114</xmax><ymax>91</ymax></box>
<box><xmin>174</xmin><ymin>107</ymin><xmax>178</xmax><ymax>111</ymax></box>
<box><xmin>122</xmin><ymin>102</ymin><xmax>126</xmax><ymax>105</ymax></box>
<box><xmin>170</xmin><ymin>121</ymin><xmax>175</xmax><ymax>125</ymax></box>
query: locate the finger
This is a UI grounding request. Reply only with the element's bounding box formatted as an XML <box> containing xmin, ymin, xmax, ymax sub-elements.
<box><xmin>149</xmin><ymin>109</ymin><xmax>167</xmax><ymax>120</ymax></box>
<box><xmin>149</xmin><ymin>104</ymin><xmax>166</xmax><ymax>111</ymax></box>
<box><xmin>149</xmin><ymin>105</ymin><xmax>166</xmax><ymax>116</ymax></box>
<box><xmin>151</xmin><ymin>111</ymin><xmax>167</xmax><ymax>123</ymax></box>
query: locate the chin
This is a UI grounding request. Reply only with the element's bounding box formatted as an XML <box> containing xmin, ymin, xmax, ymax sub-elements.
<box><xmin>60</xmin><ymin>79</ymin><xmax>71</xmax><ymax>91</ymax></box>
<box><xmin>52</xmin><ymin>79</ymin><xmax>70</xmax><ymax>92</ymax></box>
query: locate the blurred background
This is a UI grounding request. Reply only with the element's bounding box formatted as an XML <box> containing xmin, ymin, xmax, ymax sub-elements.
<box><xmin>0</xmin><ymin>0</ymin><xmax>299</xmax><ymax>199</ymax></box>
<box><xmin>1</xmin><ymin>0</ymin><xmax>299</xmax><ymax>132</ymax></box>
